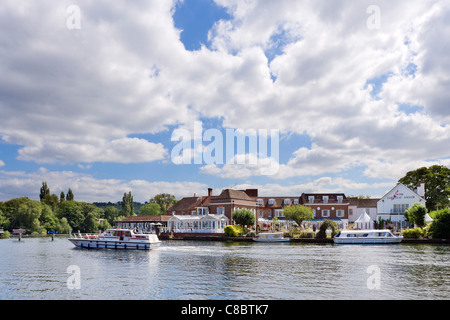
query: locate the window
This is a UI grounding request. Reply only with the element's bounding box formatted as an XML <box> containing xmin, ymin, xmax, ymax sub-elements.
<box><xmin>349</xmin><ymin>209</ymin><xmax>353</xmax><ymax>216</ymax></box>
<box><xmin>322</xmin><ymin>196</ymin><xmax>329</xmax><ymax>204</ymax></box>
<box><xmin>322</xmin><ymin>210</ymin><xmax>330</xmax><ymax>217</ymax></box>
<box><xmin>275</xmin><ymin>209</ymin><xmax>284</xmax><ymax>217</ymax></box>
<box><xmin>337</xmin><ymin>196</ymin><xmax>343</xmax><ymax>204</ymax></box>
<box><xmin>191</xmin><ymin>210</ymin><xmax>196</xmax><ymax>216</ymax></box>
<box><xmin>217</xmin><ymin>207</ymin><xmax>225</xmax><ymax>215</ymax></box>
<box><xmin>197</xmin><ymin>207</ymin><xmax>209</xmax><ymax>216</ymax></box>
<box><xmin>293</xmin><ymin>199</ymin><xmax>299</xmax><ymax>205</ymax></box>
<box><xmin>268</xmin><ymin>210</ymin><xmax>271</xmax><ymax>218</ymax></box>
<box><xmin>284</xmin><ymin>199</ymin><xmax>291</xmax><ymax>205</ymax></box>
<box><xmin>257</xmin><ymin>199</ymin><xmax>264</xmax><ymax>205</ymax></box>
<box><xmin>393</xmin><ymin>204</ymin><xmax>409</xmax><ymax>214</ymax></box>
<box><xmin>268</xmin><ymin>199</ymin><xmax>275</xmax><ymax>205</ymax></box>
<box><xmin>336</xmin><ymin>210</ymin><xmax>345</xmax><ymax>217</ymax></box>
<box><xmin>313</xmin><ymin>209</ymin><xmax>316</xmax><ymax>218</ymax></box>
<box><xmin>308</xmin><ymin>196</ymin><xmax>315</xmax><ymax>204</ymax></box>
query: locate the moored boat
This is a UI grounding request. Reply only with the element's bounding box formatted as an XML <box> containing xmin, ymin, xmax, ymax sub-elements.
<box><xmin>333</xmin><ymin>229</ymin><xmax>402</xmax><ymax>244</ymax></box>
<box><xmin>68</xmin><ymin>228</ymin><xmax>161</xmax><ymax>250</ymax></box>
<box><xmin>253</xmin><ymin>232</ymin><xmax>290</xmax><ymax>243</ymax></box>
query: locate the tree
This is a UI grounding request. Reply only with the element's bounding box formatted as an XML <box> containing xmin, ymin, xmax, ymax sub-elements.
<box><xmin>58</xmin><ymin>217</ymin><xmax>72</xmax><ymax>234</ymax></box>
<box><xmin>399</xmin><ymin>165</ymin><xmax>450</xmax><ymax>211</ymax></box>
<box><xmin>60</xmin><ymin>191</ymin><xmax>65</xmax><ymax>203</ymax></box>
<box><xmin>283</xmin><ymin>205</ymin><xmax>314</xmax><ymax>227</ymax></box>
<box><xmin>429</xmin><ymin>209</ymin><xmax>450</xmax><ymax>239</ymax></box>
<box><xmin>140</xmin><ymin>203</ymin><xmax>162</xmax><ymax>216</ymax></box>
<box><xmin>42</xmin><ymin>193</ymin><xmax>59</xmax><ymax>212</ymax></box>
<box><xmin>66</xmin><ymin>189</ymin><xmax>74</xmax><ymax>201</ymax></box>
<box><xmin>149</xmin><ymin>193</ymin><xmax>177</xmax><ymax>213</ymax></box>
<box><xmin>232</xmin><ymin>209</ymin><xmax>255</xmax><ymax>229</ymax></box>
<box><xmin>104</xmin><ymin>206</ymin><xmax>120</xmax><ymax>225</ymax></box>
<box><xmin>121</xmin><ymin>191</ymin><xmax>135</xmax><ymax>217</ymax></box>
<box><xmin>40</xmin><ymin>182</ymin><xmax>50</xmax><ymax>202</ymax></box>
<box><xmin>404</xmin><ymin>202</ymin><xmax>427</xmax><ymax>228</ymax></box>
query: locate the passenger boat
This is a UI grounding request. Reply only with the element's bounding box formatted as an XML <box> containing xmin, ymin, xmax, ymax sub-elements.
<box><xmin>68</xmin><ymin>228</ymin><xmax>161</xmax><ymax>250</ymax></box>
<box><xmin>333</xmin><ymin>229</ymin><xmax>402</xmax><ymax>244</ymax></box>
<box><xmin>253</xmin><ymin>232</ymin><xmax>290</xmax><ymax>243</ymax></box>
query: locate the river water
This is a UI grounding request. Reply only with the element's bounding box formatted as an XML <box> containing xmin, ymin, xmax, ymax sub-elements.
<box><xmin>0</xmin><ymin>237</ymin><xmax>449</xmax><ymax>300</ymax></box>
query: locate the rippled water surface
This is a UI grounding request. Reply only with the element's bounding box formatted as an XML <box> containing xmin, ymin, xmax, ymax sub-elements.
<box><xmin>0</xmin><ymin>237</ymin><xmax>449</xmax><ymax>300</ymax></box>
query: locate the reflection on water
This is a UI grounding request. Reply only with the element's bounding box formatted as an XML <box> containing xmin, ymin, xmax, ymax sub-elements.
<box><xmin>0</xmin><ymin>237</ymin><xmax>449</xmax><ymax>300</ymax></box>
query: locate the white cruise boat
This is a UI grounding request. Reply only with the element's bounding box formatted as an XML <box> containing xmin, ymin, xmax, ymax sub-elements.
<box><xmin>68</xmin><ymin>228</ymin><xmax>161</xmax><ymax>250</ymax></box>
<box><xmin>333</xmin><ymin>229</ymin><xmax>402</xmax><ymax>244</ymax></box>
<box><xmin>253</xmin><ymin>232</ymin><xmax>290</xmax><ymax>243</ymax></box>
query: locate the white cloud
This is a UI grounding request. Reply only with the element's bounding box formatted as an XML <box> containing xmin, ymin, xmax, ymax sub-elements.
<box><xmin>0</xmin><ymin>160</ymin><xmax>4</xmax><ymax>167</ymax></box>
<box><xmin>0</xmin><ymin>168</ymin><xmax>208</xmax><ymax>203</ymax></box>
<box><xmin>0</xmin><ymin>0</ymin><xmax>449</xmax><ymax>187</ymax></box>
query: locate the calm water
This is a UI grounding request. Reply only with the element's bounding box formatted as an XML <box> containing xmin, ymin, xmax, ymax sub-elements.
<box><xmin>0</xmin><ymin>236</ymin><xmax>449</xmax><ymax>300</ymax></box>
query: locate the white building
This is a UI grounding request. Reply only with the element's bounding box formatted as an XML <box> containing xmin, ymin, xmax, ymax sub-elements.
<box><xmin>348</xmin><ymin>198</ymin><xmax>379</xmax><ymax>224</ymax></box>
<box><xmin>377</xmin><ymin>182</ymin><xmax>426</xmax><ymax>228</ymax></box>
<box><xmin>167</xmin><ymin>214</ymin><xmax>229</xmax><ymax>234</ymax></box>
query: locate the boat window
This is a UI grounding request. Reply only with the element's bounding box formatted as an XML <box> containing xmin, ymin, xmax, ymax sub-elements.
<box><xmin>125</xmin><ymin>231</ymin><xmax>131</xmax><ymax>237</ymax></box>
<box><xmin>363</xmin><ymin>234</ymin><xmax>369</xmax><ymax>237</ymax></box>
<box><xmin>335</xmin><ymin>231</ymin><xmax>341</xmax><ymax>237</ymax></box>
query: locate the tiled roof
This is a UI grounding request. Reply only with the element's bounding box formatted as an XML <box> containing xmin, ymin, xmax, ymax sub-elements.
<box><xmin>348</xmin><ymin>197</ymin><xmax>380</xmax><ymax>208</ymax></box>
<box><xmin>212</xmin><ymin>189</ymin><xmax>255</xmax><ymax>202</ymax></box>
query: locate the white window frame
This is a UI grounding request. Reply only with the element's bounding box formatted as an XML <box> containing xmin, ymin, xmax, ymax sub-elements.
<box><xmin>322</xmin><ymin>196</ymin><xmax>329</xmax><ymax>204</ymax></box>
<box><xmin>268</xmin><ymin>199</ymin><xmax>275</xmax><ymax>205</ymax></box>
<box><xmin>293</xmin><ymin>199</ymin><xmax>299</xmax><ymax>205</ymax></box>
<box><xmin>217</xmin><ymin>207</ymin><xmax>225</xmax><ymax>215</ymax></box>
<box><xmin>322</xmin><ymin>210</ymin><xmax>330</xmax><ymax>217</ymax></box>
<box><xmin>284</xmin><ymin>199</ymin><xmax>291</xmax><ymax>205</ymax></box>
<box><xmin>257</xmin><ymin>199</ymin><xmax>264</xmax><ymax>205</ymax></box>
<box><xmin>337</xmin><ymin>196</ymin><xmax>343</xmax><ymax>204</ymax></box>
<box><xmin>336</xmin><ymin>210</ymin><xmax>345</xmax><ymax>218</ymax></box>
<box><xmin>308</xmin><ymin>196</ymin><xmax>315</xmax><ymax>204</ymax></box>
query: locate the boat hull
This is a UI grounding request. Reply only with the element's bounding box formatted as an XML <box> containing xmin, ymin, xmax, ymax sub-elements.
<box><xmin>334</xmin><ymin>237</ymin><xmax>402</xmax><ymax>244</ymax></box>
<box><xmin>68</xmin><ymin>238</ymin><xmax>161</xmax><ymax>250</ymax></box>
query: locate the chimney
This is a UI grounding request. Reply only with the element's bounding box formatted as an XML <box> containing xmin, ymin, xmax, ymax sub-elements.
<box><xmin>208</xmin><ymin>188</ymin><xmax>213</xmax><ymax>197</ymax></box>
<box><xmin>416</xmin><ymin>182</ymin><xmax>425</xmax><ymax>198</ymax></box>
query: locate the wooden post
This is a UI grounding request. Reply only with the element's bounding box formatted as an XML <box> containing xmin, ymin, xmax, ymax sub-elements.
<box><xmin>19</xmin><ymin>233</ymin><xmax>22</xmax><ymax>241</ymax></box>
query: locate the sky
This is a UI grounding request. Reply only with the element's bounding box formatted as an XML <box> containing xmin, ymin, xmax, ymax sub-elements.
<box><xmin>1</xmin><ymin>0</ymin><xmax>450</xmax><ymax>203</ymax></box>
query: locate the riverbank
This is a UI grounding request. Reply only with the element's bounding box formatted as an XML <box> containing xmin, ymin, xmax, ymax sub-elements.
<box><xmin>158</xmin><ymin>233</ymin><xmax>450</xmax><ymax>244</ymax></box>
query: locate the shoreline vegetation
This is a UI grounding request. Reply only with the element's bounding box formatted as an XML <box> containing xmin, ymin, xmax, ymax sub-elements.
<box><xmin>1</xmin><ymin>175</ymin><xmax>450</xmax><ymax>243</ymax></box>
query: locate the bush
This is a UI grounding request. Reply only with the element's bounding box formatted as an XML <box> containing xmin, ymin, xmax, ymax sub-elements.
<box><xmin>402</xmin><ymin>227</ymin><xmax>423</xmax><ymax>238</ymax></box>
<box><xmin>0</xmin><ymin>231</ymin><xmax>10</xmax><ymax>239</ymax></box>
<box><xmin>316</xmin><ymin>220</ymin><xmax>338</xmax><ymax>238</ymax></box>
<box><xmin>224</xmin><ymin>225</ymin><xmax>244</xmax><ymax>237</ymax></box>
<box><xmin>429</xmin><ymin>209</ymin><xmax>450</xmax><ymax>239</ymax></box>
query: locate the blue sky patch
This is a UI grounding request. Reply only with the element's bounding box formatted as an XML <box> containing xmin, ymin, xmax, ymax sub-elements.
<box><xmin>173</xmin><ymin>0</ymin><xmax>232</xmax><ymax>51</ymax></box>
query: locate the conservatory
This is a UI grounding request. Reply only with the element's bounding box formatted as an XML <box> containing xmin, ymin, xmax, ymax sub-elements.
<box><xmin>167</xmin><ymin>214</ymin><xmax>229</xmax><ymax>233</ymax></box>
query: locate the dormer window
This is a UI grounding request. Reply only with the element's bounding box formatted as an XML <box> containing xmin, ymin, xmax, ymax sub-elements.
<box><xmin>284</xmin><ymin>199</ymin><xmax>291</xmax><ymax>205</ymax></box>
<box><xmin>268</xmin><ymin>199</ymin><xmax>275</xmax><ymax>205</ymax></box>
<box><xmin>337</xmin><ymin>196</ymin><xmax>343</xmax><ymax>204</ymax></box>
<box><xmin>308</xmin><ymin>196</ymin><xmax>315</xmax><ymax>204</ymax></box>
<box><xmin>322</xmin><ymin>196</ymin><xmax>329</xmax><ymax>204</ymax></box>
<box><xmin>293</xmin><ymin>199</ymin><xmax>299</xmax><ymax>205</ymax></box>
<box><xmin>257</xmin><ymin>199</ymin><xmax>264</xmax><ymax>206</ymax></box>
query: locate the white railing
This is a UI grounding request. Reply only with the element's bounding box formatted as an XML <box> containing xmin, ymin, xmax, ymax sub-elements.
<box><xmin>70</xmin><ymin>233</ymin><xmax>99</xmax><ymax>240</ymax></box>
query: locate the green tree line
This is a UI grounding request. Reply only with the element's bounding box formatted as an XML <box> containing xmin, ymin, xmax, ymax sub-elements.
<box><xmin>0</xmin><ymin>182</ymin><xmax>179</xmax><ymax>235</ymax></box>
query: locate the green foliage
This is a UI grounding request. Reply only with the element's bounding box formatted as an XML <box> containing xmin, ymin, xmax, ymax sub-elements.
<box><xmin>149</xmin><ymin>193</ymin><xmax>178</xmax><ymax>213</ymax></box>
<box><xmin>428</xmin><ymin>209</ymin><xmax>450</xmax><ymax>239</ymax></box>
<box><xmin>140</xmin><ymin>203</ymin><xmax>162</xmax><ymax>216</ymax></box>
<box><xmin>39</xmin><ymin>181</ymin><xmax>50</xmax><ymax>202</ymax></box>
<box><xmin>402</xmin><ymin>227</ymin><xmax>423</xmax><ymax>238</ymax></box>
<box><xmin>232</xmin><ymin>209</ymin><xmax>255</xmax><ymax>228</ymax></box>
<box><xmin>0</xmin><ymin>230</ymin><xmax>10</xmax><ymax>239</ymax></box>
<box><xmin>283</xmin><ymin>205</ymin><xmax>314</xmax><ymax>226</ymax></box>
<box><xmin>224</xmin><ymin>225</ymin><xmax>244</xmax><ymax>237</ymax></box>
<box><xmin>104</xmin><ymin>206</ymin><xmax>120</xmax><ymax>225</ymax></box>
<box><xmin>66</xmin><ymin>188</ymin><xmax>74</xmax><ymax>201</ymax></box>
<box><xmin>316</xmin><ymin>220</ymin><xmax>338</xmax><ymax>238</ymax></box>
<box><xmin>121</xmin><ymin>191</ymin><xmax>135</xmax><ymax>217</ymax></box>
<box><xmin>399</xmin><ymin>165</ymin><xmax>450</xmax><ymax>211</ymax></box>
<box><xmin>404</xmin><ymin>202</ymin><xmax>427</xmax><ymax>228</ymax></box>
